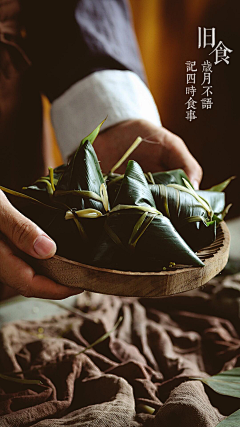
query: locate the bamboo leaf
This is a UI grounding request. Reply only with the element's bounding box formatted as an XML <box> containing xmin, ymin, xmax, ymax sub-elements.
<box><xmin>2</xmin><ymin>125</ymin><xmax>230</xmax><ymax>272</ymax></box>
<box><xmin>54</xmin><ymin>190</ymin><xmax>102</xmax><ymax>203</ymax></box>
<box><xmin>0</xmin><ymin>184</ymin><xmax>90</xmax><ymax>260</ymax></box>
<box><xmin>12</xmin><ymin>132</ymin><xmax>108</xmax><ymax>261</ymax></box>
<box><xmin>113</xmin><ymin>160</ymin><xmax>156</xmax><ymax>209</ymax></box>
<box><xmin>129</xmin><ymin>212</ymin><xmax>156</xmax><ymax>248</ymax></box>
<box><xmin>191</xmin><ymin>367</ymin><xmax>240</xmax><ymax>398</ymax></box>
<box><xmin>80</xmin><ymin>118</ymin><xmax>106</xmax><ymax>147</ymax></box>
<box><xmin>218</xmin><ymin>204</ymin><xmax>232</xmax><ymax>221</ymax></box>
<box><xmin>106</xmin><ymin>169</ymin><xmax>192</xmax><ymax>193</ymax></box>
<box><xmin>91</xmin><ymin>162</ymin><xmax>204</xmax><ymax>270</ymax></box>
<box><xmin>106</xmin><ymin>174</ymin><xmax>124</xmax><ymax>187</ymax></box>
<box><xmin>72</xmin><ymin>216</ymin><xmax>88</xmax><ymax>241</ymax></box>
<box><xmin>207</xmin><ymin>176</ymin><xmax>236</xmax><ymax>192</ymax></box>
<box><xmin>55</xmin><ymin>141</ymin><xmax>106</xmax><ymax>212</ymax></box>
<box><xmin>152</xmin><ymin>169</ymin><xmax>192</xmax><ymax>186</ymax></box>
<box><xmin>145</xmin><ymin>172</ymin><xmax>155</xmax><ymax>184</ymax></box>
<box><xmin>182</xmin><ymin>178</ymin><xmax>213</xmax><ymax>218</ymax></box>
<box><xmin>197</xmin><ymin>190</ymin><xmax>225</xmax><ymax>215</ymax></box>
<box><xmin>216</xmin><ymin>409</ymin><xmax>240</xmax><ymax>426</ymax></box>
<box><xmin>134</xmin><ymin>215</ymin><xmax>204</xmax><ymax>268</ymax></box>
<box><xmin>106</xmin><ymin>173</ymin><xmax>124</xmax><ymax>207</ymax></box>
<box><xmin>22</xmin><ymin>165</ymin><xmax>66</xmax><ymax>203</ymax></box>
<box><xmin>150</xmin><ymin>184</ymin><xmax>217</xmax><ymax>251</ymax></box>
<box><xmin>0</xmin><ymin>186</ymin><xmax>59</xmax><ymax>212</ymax></box>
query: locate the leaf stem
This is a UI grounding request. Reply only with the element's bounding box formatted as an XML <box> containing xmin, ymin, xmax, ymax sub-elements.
<box><xmin>110</xmin><ymin>137</ymin><xmax>142</xmax><ymax>174</ymax></box>
<box><xmin>48</xmin><ymin>168</ymin><xmax>55</xmax><ymax>193</ymax></box>
<box><xmin>74</xmin><ymin>316</ymin><xmax>123</xmax><ymax>356</ymax></box>
<box><xmin>0</xmin><ymin>373</ymin><xmax>42</xmax><ymax>386</ymax></box>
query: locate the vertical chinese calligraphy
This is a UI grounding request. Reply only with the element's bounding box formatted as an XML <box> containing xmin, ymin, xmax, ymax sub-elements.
<box><xmin>185</xmin><ymin>61</ymin><xmax>197</xmax><ymax>122</ymax></box>
<box><xmin>201</xmin><ymin>60</ymin><xmax>213</xmax><ymax>110</ymax></box>
<box><xmin>198</xmin><ymin>27</ymin><xmax>216</xmax><ymax>48</ymax></box>
<box><xmin>185</xmin><ymin>27</ymin><xmax>233</xmax><ymax>122</ymax></box>
<box><xmin>198</xmin><ymin>27</ymin><xmax>233</xmax><ymax>65</ymax></box>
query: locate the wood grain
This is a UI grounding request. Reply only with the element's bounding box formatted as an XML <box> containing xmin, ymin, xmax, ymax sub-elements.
<box><xmin>30</xmin><ymin>222</ymin><xmax>230</xmax><ymax>297</ymax></box>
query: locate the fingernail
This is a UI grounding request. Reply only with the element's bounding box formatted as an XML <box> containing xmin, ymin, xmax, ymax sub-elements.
<box><xmin>33</xmin><ymin>235</ymin><xmax>56</xmax><ymax>258</ymax></box>
<box><xmin>192</xmin><ymin>180</ymin><xmax>199</xmax><ymax>190</ymax></box>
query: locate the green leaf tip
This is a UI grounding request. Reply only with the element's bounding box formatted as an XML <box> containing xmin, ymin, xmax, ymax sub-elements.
<box><xmin>207</xmin><ymin>176</ymin><xmax>236</xmax><ymax>192</ymax></box>
<box><xmin>74</xmin><ymin>316</ymin><xmax>123</xmax><ymax>356</ymax></box>
<box><xmin>0</xmin><ymin>372</ymin><xmax>43</xmax><ymax>386</ymax></box>
<box><xmin>80</xmin><ymin>117</ymin><xmax>107</xmax><ymax>147</ymax></box>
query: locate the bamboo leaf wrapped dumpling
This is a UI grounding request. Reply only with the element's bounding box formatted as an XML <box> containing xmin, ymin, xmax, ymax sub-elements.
<box><xmin>22</xmin><ymin>119</ymin><xmax>107</xmax><ymax>213</ymax></box>
<box><xmin>1</xmin><ymin>118</ymin><xmax>231</xmax><ymax>273</ymax></box>
<box><xmin>106</xmin><ymin>168</ymin><xmax>192</xmax><ymax>207</ymax></box>
<box><xmin>91</xmin><ymin>161</ymin><xmax>204</xmax><ymax>271</ymax></box>
<box><xmin>54</xmin><ymin>140</ymin><xmax>107</xmax><ymax>213</ymax></box>
<box><xmin>2</xmin><ymin>138</ymin><xmax>108</xmax><ymax>263</ymax></box>
<box><xmin>21</xmin><ymin>165</ymin><xmax>67</xmax><ymax>205</ymax></box>
<box><xmin>150</xmin><ymin>184</ymin><xmax>214</xmax><ymax>251</ymax></box>
<box><xmin>149</xmin><ymin>182</ymin><xmax>226</xmax><ymax>251</ymax></box>
<box><xmin>48</xmin><ymin>140</ymin><xmax>108</xmax><ymax>259</ymax></box>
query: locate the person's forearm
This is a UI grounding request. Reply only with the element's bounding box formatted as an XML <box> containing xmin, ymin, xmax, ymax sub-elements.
<box><xmin>21</xmin><ymin>0</ymin><xmax>202</xmax><ymax>189</ymax></box>
<box><xmin>51</xmin><ymin>70</ymin><xmax>161</xmax><ymax>161</ymax></box>
<box><xmin>22</xmin><ymin>0</ymin><xmax>160</xmax><ymax>161</ymax></box>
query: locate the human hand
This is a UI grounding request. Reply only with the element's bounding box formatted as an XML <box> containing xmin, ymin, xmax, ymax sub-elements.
<box><xmin>95</xmin><ymin>119</ymin><xmax>202</xmax><ymax>189</ymax></box>
<box><xmin>0</xmin><ymin>190</ymin><xmax>82</xmax><ymax>299</ymax></box>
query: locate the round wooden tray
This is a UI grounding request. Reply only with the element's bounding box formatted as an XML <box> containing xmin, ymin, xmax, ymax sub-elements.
<box><xmin>32</xmin><ymin>221</ymin><xmax>230</xmax><ymax>297</ymax></box>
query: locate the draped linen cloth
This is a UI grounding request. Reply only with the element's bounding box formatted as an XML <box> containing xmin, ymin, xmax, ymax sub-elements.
<box><xmin>1</xmin><ymin>273</ymin><xmax>240</xmax><ymax>426</ymax></box>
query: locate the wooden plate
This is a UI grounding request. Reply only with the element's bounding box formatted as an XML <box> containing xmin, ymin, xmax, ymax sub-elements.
<box><xmin>30</xmin><ymin>222</ymin><xmax>230</xmax><ymax>297</ymax></box>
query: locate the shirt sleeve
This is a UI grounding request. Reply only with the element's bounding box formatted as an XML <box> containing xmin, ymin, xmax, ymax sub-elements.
<box><xmin>51</xmin><ymin>70</ymin><xmax>161</xmax><ymax>161</ymax></box>
<box><xmin>22</xmin><ymin>0</ymin><xmax>161</xmax><ymax>161</ymax></box>
<box><xmin>22</xmin><ymin>0</ymin><xmax>147</xmax><ymax>101</ymax></box>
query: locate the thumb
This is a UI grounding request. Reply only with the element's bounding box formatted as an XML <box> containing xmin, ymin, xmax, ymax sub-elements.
<box><xmin>161</xmin><ymin>128</ymin><xmax>203</xmax><ymax>190</ymax></box>
<box><xmin>0</xmin><ymin>191</ymin><xmax>56</xmax><ymax>259</ymax></box>
<box><xmin>185</xmin><ymin>161</ymin><xmax>203</xmax><ymax>190</ymax></box>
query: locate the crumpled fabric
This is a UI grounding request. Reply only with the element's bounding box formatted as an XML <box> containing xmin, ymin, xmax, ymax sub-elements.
<box><xmin>0</xmin><ymin>273</ymin><xmax>240</xmax><ymax>426</ymax></box>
